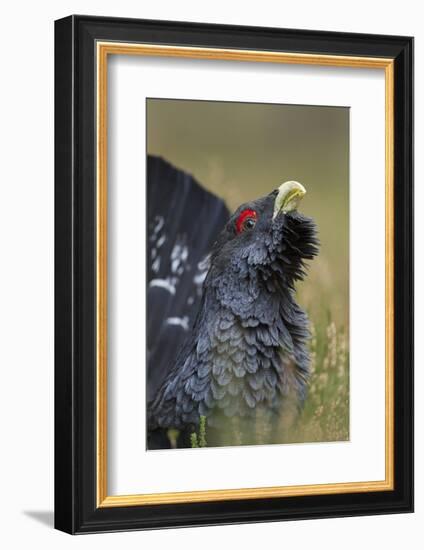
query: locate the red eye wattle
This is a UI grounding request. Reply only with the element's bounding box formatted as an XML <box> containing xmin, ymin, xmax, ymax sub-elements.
<box><xmin>236</xmin><ymin>209</ymin><xmax>257</xmax><ymax>234</ymax></box>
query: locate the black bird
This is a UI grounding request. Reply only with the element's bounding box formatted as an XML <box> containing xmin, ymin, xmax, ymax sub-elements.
<box><xmin>147</xmin><ymin>157</ymin><xmax>319</xmax><ymax>448</ymax></box>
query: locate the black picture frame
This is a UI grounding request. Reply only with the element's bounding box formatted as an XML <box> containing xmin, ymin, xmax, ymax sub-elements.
<box><xmin>55</xmin><ymin>14</ymin><xmax>413</xmax><ymax>534</ymax></box>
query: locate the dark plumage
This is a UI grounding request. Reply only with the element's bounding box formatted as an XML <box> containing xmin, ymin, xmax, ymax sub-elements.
<box><xmin>147</xmin><ymin>161</ymin><xmax>319</xmax><ymax>448</ymax></box>
<box><xmin>147</xmin><ymin>156</ymin><xmax>229</xmax><ymax>402</ymax></box>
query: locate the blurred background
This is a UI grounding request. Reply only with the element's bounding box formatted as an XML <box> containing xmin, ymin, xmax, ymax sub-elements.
<box><xmin>147</xmin><ymin>98</ymin><xmax>349</xmax><ymax>443</ymax></box>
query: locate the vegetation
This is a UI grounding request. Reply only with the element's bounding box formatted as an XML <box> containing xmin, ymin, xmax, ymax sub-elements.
<box><xmin>283</xmin><ymin>317</ymin><xmax>349</xmax><ymax>444</ymax></box>
<box><xmin>190</xmin><ymin>416</ymin><xmax>208</xmax><ymax>448</ymax></box>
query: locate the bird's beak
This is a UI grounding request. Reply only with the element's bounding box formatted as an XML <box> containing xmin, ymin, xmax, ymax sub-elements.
<box><xmin>273</xmin><ymin>181</ymin><xmax>306</xmax><ymax>219</ymax></box>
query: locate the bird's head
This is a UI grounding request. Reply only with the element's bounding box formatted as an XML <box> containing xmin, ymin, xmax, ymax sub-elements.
<box><xmin>207</xmin><ymin>181</ymin><xmax>319</xmax><ymax>293</ymax></box>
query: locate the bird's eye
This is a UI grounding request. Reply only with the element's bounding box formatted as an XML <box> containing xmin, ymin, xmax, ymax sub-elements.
<box><xmin>243</xmin><ymin>218</ymin><xmax>256</xmax><ymax>230</ymax></box>
<box><xmin>236</xmin><ymin>209</ymin><xmax>257</xmax><ymax>234</ymax></box>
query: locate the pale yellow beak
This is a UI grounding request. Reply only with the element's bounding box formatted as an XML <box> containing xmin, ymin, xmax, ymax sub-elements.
<box><xmin>273</xmin><ymin>180</ymin><xmax>306</xmax><ymax>219</ymax></box>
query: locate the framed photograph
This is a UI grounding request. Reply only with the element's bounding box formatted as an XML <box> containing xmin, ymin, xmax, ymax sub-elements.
<box><xmin>54</xmin><ymin>15</ymin><xmax>413</xmax><ymax>533</ymax></box>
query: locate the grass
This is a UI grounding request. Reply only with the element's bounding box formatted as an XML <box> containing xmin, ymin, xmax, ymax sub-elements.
<box><xmin>190</xmin><ymin>416</ymin><xmax>208</xmax><ymax>448</ymax></box>
<box><xmin>289</xmin><ymin>249</ymin><xmax>350</xmax><ymax>444</ymax></box>
<box><xmin>283</xmin><ymin>316</ymin><xmax>349</xmax><ymax>444</ymax></box>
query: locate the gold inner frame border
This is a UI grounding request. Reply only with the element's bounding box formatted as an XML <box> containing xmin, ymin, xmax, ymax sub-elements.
<box><xmin>96</xmin><ymin>41</ymin><xmax>394</xmax><ymax>508</ymax></box>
